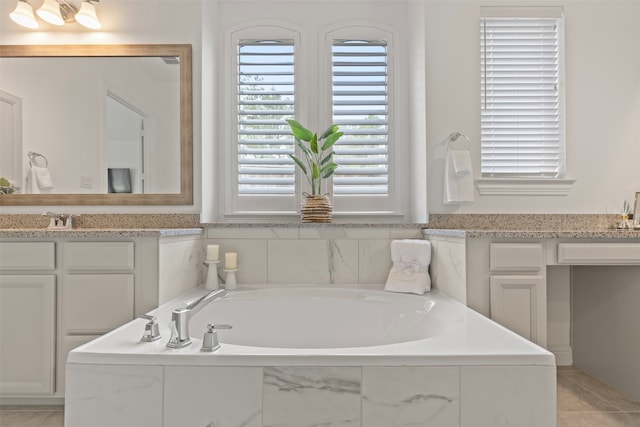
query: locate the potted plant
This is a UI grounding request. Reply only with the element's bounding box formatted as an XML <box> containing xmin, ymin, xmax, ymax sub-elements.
<box><xmin>286</xmin><ymin>119</ymin><xmax>343</xmax><ymax>222</ymax></box>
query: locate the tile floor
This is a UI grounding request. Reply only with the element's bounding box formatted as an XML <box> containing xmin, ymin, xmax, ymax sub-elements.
<box><xmin>0</xmin><ymin>366</ymin><xmax>639</xmax><ymax>426</ymax></box>
<box><xmin>557</xmin><ymin>366</ymin><xmax>640</xmax><ymax>427</ymax></box>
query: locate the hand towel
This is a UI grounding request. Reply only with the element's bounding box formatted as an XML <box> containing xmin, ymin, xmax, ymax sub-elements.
<box><xmin>444</xmin><ymin>149</ymin><xmax>474</xmax><ymax>204</ymax></box>
<box><xmin>32</xmin><ymin>166</ymin><xmax>53</xmax><ymax>190</ymax></box>
<box><xmin>385</xmin><ymin>239</ymin><xmax>431</xmax><ymax>295</ymax></box>
<box><xmin>27</xmin><ymin>167</ymin><xmax>40</xmax><ymax>194</ymax></box>
<box><xmin>452</xmin><ymin>150</ymin><xmax>472</xmax><ymax>175</ymax></box>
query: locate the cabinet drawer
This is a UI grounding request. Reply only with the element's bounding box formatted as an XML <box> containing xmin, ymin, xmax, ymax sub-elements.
<box><xmin>64</xmin><ymin>242</ymin><xmax>134</xmax><ymax>271</ymax></box>
<box><xmin>0</xmin><ymin>242</ymin><xmax>55</xmax><ymax>270</ymax></box>
<box><xmin>490</xmin><ymin>243</ymin><xmax>543</xmax><ymax>271</ymax></box>
<box><xmin>64</xmin><ymin>274</ymin><xmax>134</xmax><ymax>334</ymax></box>
<box><xmin>558</xmin><ymin>243</ymin><xmax>640</xmax><ymax>264</ymax></box>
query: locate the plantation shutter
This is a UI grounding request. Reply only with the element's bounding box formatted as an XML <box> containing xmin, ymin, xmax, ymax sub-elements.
<box><xmin>332</xmin><ymin>40</ymin><xmax>389</xmax><ymax>195</ymax></box>
<box><xmin>237</xmin><ymin>39</ymin><xmax>295</xmax><ymax>195</ymax></box>
<box><xmin>480</xmin><ymin>16</ymin><xmax>563</xmax><ymax>177</ymax></box>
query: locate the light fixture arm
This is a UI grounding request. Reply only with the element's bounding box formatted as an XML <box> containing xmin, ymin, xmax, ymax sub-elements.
<box><xmin>57</xmin><ymin>0</ymin><xmax>78</xmax><ymax>23</ymax></box>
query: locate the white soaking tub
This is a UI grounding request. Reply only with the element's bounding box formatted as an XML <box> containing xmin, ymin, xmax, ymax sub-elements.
<box><xmin>66</xmin><ymin>286</ymin><xmax>556</xmax><ymax>427</ymax></box>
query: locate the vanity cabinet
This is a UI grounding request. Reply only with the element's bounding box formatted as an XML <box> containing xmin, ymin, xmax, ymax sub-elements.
<box><xmin>489</xmin><ymin>243</ymin><xmax>546</xmax><ymax>347</ymax></box>
<box><xmin>0</xmin><ymin>242</ymin><xmax>57</xmax><ymax>396</ymax></box>
<box><xmin>425</xmin><ymin>231</ymin><xmax>640</xmax><ymax>369</ymax></box>
<box><xmin>57</xmin><ymin>241</ymin><xmax>138</xmax><ymax>395</ymax></box>
<box><xmin>0</xmin><ymin>274</ymin><xmax>56</xmax><ymax>395</ymax></box>
<box><xmin>0</xmin><ymin>232</ymin><xmax>203</xmax><ymax>402</ymax></box>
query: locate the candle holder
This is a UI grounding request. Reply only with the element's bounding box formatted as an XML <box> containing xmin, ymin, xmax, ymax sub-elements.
<box><xmin>204</xmin><ymin>260</ymin><xmax>221</xmax><ymax>290</ymax></box>
<box><xmin>224</xmin><ymin>269</ymin><xmax>238</xmax><ymax>290</ymax></box>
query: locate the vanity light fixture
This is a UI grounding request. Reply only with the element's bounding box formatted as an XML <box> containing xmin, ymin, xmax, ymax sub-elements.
<box><xmin>9</xmin><ymin>0</ymin><xmax>101</xmax><ymax>29</ymax></box>
<box><xmin>36</xmin><ymin>0</ymin><xmax>65</xmax><ymax>25</ymax></box>
<box><xmin>74</xmin><ymin>0</ymin><xmax>100</xmax><ymax>29</ymax></box>
<box><xmin>9</xmin><ymin>0</ymin><xmax>38</xmax><ymax>28</ymax></box>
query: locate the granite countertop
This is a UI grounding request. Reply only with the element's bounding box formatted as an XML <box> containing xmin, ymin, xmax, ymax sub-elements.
<box><xmin>0</xmin><ymin>228</ymin><xmax>203</xmax><ymax>239</ymax></box>
<box><xmin>423</xmin><ymin>228</ymin><xmax>640</xmax><ymax>239</ymax></box>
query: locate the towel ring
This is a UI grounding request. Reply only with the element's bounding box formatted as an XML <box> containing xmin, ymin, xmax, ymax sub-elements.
<box><xmin>27</xmin><ymin>151</ymin><xmax>48</xmax><ymax>167</ymax></box>
<box><xmin>447</xmin><ymin>132</ymin><xmax>471</xmax><ymax>150</ymax></box>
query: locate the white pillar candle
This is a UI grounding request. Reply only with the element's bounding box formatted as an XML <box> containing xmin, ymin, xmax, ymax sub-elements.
<box><xmin>206</xmin><ymin>244</ymin><xmax>219</xmax><ymax>262</ymax></box>
<box><xmin>225</xmin><ymin>252</ymin><xmax>237</xmax><ymax>270</ymax></box>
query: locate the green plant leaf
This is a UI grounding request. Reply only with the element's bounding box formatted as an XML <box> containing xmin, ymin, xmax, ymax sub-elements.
<box><xmin>321</xmin><ymin>131</ymin><xmax>344</xmax><ymax>151</ymax></box>
<box><xmin>310</xmin><ymin>133</ymin><xmax>318</xmax><ymax>154</ymax></box>
<box><xmin>320</xmin><ymin>124</ymin><xmax>339</xmax><ymax>140</ymax></box>
<box><xmin>296</xmin><ymin>141</ymin><xmax>312</xmax><ymax>158</ymax></box>
<box><xmin>286</xmin><ymin>119</ymin><xmax>313</xmax><ymax>142</ymax></box>
<box><xmin>289</xmin><ymin>154</ymin><xmax>307</xmax><ymax>175</ymax></box>
<box><xmin>320</xmin><ymin>162</ymin><xmax>338</xmax><ymax>178</ymax></box>
<box><xmin>312</xmin><ymin>163</ymin><xmax>320</xmax><ymax>180</ymax></box>
<box><xmin>320</xmin><ymin>152</ymin><xmax>333</xmax><ymax>165</ymax></box>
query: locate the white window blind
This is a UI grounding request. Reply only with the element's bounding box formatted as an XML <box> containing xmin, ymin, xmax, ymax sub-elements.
<box><xmin>332</xmin><ymin>40</ymin><xmax>389</xmax><ymax>195</ymax></box>
<box><xmin>237</xmin><ymin>39</ymin><xmax>295</xmax><ymax>195</ymax></box>
<box><xmin>480</xmin><ymin>16</ymin><xmax>564</xmax><ymax>177</ymax></box>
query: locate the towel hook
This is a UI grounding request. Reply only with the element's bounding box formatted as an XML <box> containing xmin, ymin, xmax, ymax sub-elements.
<box><xmin>447</xmin><ymin>132</ymin><xmax>471</xmax><ymax>150</ymax></box>
<box><xmin>27</xmin><ymin>151</ymin><xmax>48</xmax><ymax>167</ymax></box>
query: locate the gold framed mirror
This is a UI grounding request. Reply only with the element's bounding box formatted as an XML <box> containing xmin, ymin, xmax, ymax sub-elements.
<box><xmin>0</xmin><ymin>44</ymin><xmax>192</xmax><ymax>205</ymax></box>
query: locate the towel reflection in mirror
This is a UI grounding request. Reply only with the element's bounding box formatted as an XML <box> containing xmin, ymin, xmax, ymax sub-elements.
<box><xmin>26</xmin><ymin>151</ymin><xmax>53</xmax><ymax>194</ymax></box>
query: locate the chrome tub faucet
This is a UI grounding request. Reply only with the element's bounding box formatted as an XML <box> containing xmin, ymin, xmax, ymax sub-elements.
<box><xmin>167</xmin><ymin>289</ymin><xmax>228</xmax><ymax>349</ymax></box>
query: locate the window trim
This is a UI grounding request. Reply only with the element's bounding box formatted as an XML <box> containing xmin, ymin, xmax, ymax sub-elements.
<box><xmin>224</xmin><ymin>23</ymin><xmax>304</xmax><ymax>215</ymax></box>
<box><xmin>223</xmin><ymin>21</ymin><xmax>406</xmax><ymax>219</ymax></box>
<box><xmin>320</xmin><ymin>23</ymin><xmax>401</xmax><ymax>214</ymax></box>
<box><xmin>477</xmin><ymin>6</ymin><xmax>574</xmax><ymax>195</ymax></box>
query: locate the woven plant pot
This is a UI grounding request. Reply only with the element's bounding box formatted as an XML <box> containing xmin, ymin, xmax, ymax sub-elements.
<box><xmin>300</xmin><ymin>193</ymin><xmax>332</xmax><ymax>223</ymax></box>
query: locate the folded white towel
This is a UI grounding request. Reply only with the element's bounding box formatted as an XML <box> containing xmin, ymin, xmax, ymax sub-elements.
<box><xmin>452</xmin><ymin>150</ymin><xmax>472</xmax><ymax>175</ymax></box>
<box><xmin>27</xmin><ymin>167</ymin><xmax>40</xmax><ymax>194</ymax></box>
<box><xmin>32</xmin><ymin>166</ymin><xmax>53</xmax><ymax>190</ymax></box>
<box><xmin>444</xmin><ymin>149</ymin><xmax>474</xmax><ymax>204</ymax></box>
<box><xmin>385</xmin><ymin>240</ymin><xmax>431</xmax><ymax>295</ymax></box>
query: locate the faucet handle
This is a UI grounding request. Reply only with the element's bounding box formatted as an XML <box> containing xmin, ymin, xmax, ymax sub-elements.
<box><xmin>138</xmin><ymin>314</ymin><xmax>162</xmax><ymax>342</ymax></box>
<box><xmin>208</xmin><ymin>324</ymin><xmax>232</xmax><ymax>331</ymax></box>
<box><xmin>201</xmin><ymin>323</ymin><xmax>232</xmax><ymax>352</ymax></box>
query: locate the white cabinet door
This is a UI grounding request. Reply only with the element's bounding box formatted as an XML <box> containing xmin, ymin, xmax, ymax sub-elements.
<box><xmin>0</xmin><ymin>275</ymin><xmax>56</xmax><ymax>395</ymax></box>
<box><xmin>490</xmin><ymin>275</ymin><xmax>546</xmax><ymax>347</ymax></box>
<box><xmin>63</xmin><ymin>274</ymin><xmax>134</xmax><ymax>335</ymax></box>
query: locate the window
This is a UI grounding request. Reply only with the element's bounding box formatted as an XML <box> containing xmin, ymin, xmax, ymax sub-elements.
<box><xmin>332</xmin><ymin>40</ymin><xmax>389</xmax><ymax>196</ymax></box>
<box><xmin>227</xmin><ymin>24</ymin><xmax>400</xmax><ymax>216</ymax></box>
<box><xmin>237</xmin><ymin>39</ymin><xmax>295</xmax><ymax>196</ymax></box>
<box><xmin>480</xmin><ymin>10</ymin><xmax>565</xmax><ymax>178</ymax></box>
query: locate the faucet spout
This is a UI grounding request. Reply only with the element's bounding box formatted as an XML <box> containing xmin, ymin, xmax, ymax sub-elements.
<box><xmin>43</xmin><ymin>211</ymin><xmax>73</xmax><ymax>229</ymax></box>
<box><xmin>167</xmin><ymin>289</ymin><xmax>227</xmax><ymax>348</ymax></box>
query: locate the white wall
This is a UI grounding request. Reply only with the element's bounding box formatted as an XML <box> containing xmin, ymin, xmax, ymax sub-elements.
<box><xmin>424</xmin><ymin>0</ymin><xmax>640</xmax><ymax>214</ymax></box>
<box><xmin>1</xmin><ymin>0</ymin><xmax>638</xmax><ymax>216</ymax></box>
<box><xmin>1</xmin><ymin>57</ymin><xmax>178</xmax><ymax>193</ymax></box>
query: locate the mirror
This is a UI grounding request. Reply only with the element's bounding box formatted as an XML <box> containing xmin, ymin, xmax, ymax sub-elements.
<box><xmin>0</xmin><ymin>44</ymin><xmax>192</xmax><ymax>205</ymax></box>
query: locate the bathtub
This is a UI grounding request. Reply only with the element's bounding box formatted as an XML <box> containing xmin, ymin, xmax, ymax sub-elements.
<box><xmin>66</xmin><ymin>286</ymin><xmax>556</xmax><ymax>427</ymax></box>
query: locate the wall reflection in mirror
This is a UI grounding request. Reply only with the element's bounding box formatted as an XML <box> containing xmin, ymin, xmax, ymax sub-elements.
<box><xmin>0</xmin><ymin>44</ymin><xmax>192</xmax><ymax>206</ymax></box>
<box><xmin>0</xmin><ymin>55</ymin><xmax>179</xmax><ymax>195</ymax></box>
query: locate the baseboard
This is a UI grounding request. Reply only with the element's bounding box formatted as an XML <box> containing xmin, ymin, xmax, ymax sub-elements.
<box><xmin>0</xmin><ymin>397</ymin><xmax>64</xmax><ymax>405</ymax></box>
<box><xmin>548</xmin><ymin>344</ymin><xmax>573</xmax><ymax>366</ymax></box>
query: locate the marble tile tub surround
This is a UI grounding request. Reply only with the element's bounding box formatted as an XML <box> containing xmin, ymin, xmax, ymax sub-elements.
<box><xmin>65</xmin><ymin>364</ymin><xmax>555</xmax><ymax>427</ymax></box>
<box><xmin>205</xmin><ymin>226</ymin><xmax>425</xmax><ymax>285</ymax></box>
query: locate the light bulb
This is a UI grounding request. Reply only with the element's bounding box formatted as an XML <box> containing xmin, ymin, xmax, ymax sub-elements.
<box><xmin>9</xmin><ymin>0</ymin><xmax>38</xmax><ymax>29</ymax></box>
<box><xmin>36</xmin><ymin>0</ymin><xmax>64</xmax><ymax>25</ymax></box>
<box><xmin>75</xmin><ymin>1</ymin><xmax>100</xmax><ymax>29</ymax></box>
